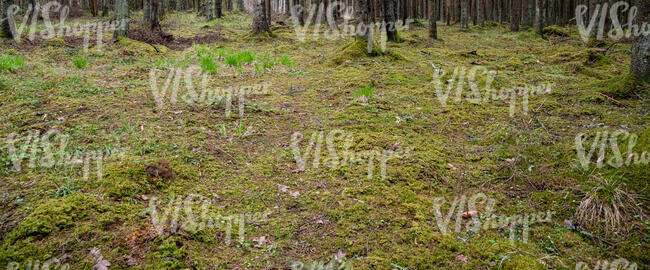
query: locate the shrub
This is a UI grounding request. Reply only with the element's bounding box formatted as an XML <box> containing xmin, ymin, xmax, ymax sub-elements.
<box><xmin>72</xmin><ymin>57</ymin><xmax>88</xmax><ymax>69</ymax></box>
<box><xmin>0</xmin><ymin>55</ymin><xmax>26</xmax><ymax>72</ymax></box>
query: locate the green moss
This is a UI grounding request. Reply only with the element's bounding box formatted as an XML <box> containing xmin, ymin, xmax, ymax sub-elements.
<box><xmin>104</xmin><ymin>162</ymin><xmax>151</xmax><ymax>199</ymax></box>
<box><xmin>42</xmin><ymin>38</ymin><xmax>66</xmax><ymax>48</ymax></box>
<box><xmin>503</xmin><ymin>256</ymin><xmax>546</xmax><ymax>270</ymax></box>
<box><xmin>150</xmin><ymin>237</ymin><xmax>187</xmax><ymax>269</ymax></box>
<box><xmin>600</xmin><ymin>73</ymin><xmax>644</xmax><ymax>99</ymax></box>
<box><xmin>330</xmin><ymin>38</ymin><xmax>383</xmax><ymax>65</ymax></box>
<box><xmin>114</xmin><ymin>36</ymin><xmax>169</xmax><ymax>56</ymax></box>
<box><xmin>8</xmin><ymin>193</ymin><xmax>105</xmax><ymax>240</ymax></box>
<box><xmin>542</xmin><ymin>25</ymin><xmax>569</xmax><ymax>37</ymax></box>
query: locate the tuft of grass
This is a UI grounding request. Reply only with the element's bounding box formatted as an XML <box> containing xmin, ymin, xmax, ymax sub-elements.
<box><xmin>215</xmin><ymin>48</ymin><xmax>232</xmax><ymax>58</ymax></box>
<box><xmin>262</xmin><ymin>60</ymin><xmax>275</xmax><ymax>69</ymax></box>
<box><xmin>576</xmin><ymin>174</ymin><xmax>644</xmax><ymax>234</ymax></box>
<box><xmin>72</xmin><ymin>57</ymin><xmax>88</xmax><ymax>69</ymax></box>
<box><xmin>279</xmin><ymin>54</ymin><xmax>295</xmax><ymax>68</ymax></box>
<box><xmin>225</xmin><ymin>54</ymin><xmax>241</xmax><ymax>68</ymax></box>
<box><xmin>200</xmin><ymin>56</ymin><xmax>218</xmax><ymax>74</ymax></box>
<box><xmin>0</xmin><ymin>55</ymin><xmax>26</xmax><ymax>72</ymax></box>
<box><xmin>237</xmin><ymin>51</ymin><xmax>255</xmax><ymax>63</ymax></box>
<box><xmin>353</xmin><ymin>85</ymin><xmax>375</xmax><ymax>98</ymax></box>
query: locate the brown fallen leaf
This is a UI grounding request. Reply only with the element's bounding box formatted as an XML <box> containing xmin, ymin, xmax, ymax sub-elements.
<box><xmin>462</xmin><ymin>210</ymin><xmax>478</xmax><ymax>219</ymax></box>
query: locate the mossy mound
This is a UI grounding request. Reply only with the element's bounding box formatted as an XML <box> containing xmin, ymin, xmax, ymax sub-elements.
<box><xmin>41</xmin><ymin>38</ymin><xmax>66</xmax><ymax>48</ymax></box>
<box><xmin>114</xmin><ymin>36</ymin><xmax>169</xmax><ymax>56</ymax></box>
<box><xmin>243</xmin><ymin>30</ymin><xmax>277</xmax><ymax>41</ymax></box>
<box><xmin>502</xmin><ymin>256</ymin><xmax>547</xmax><ymax>270</ymax></box>
<box><xmin>330</xmin><ymin>38</ymin><xmax>385</xmax><ymax>65</ymax></box>
<box><xmin>104</xmin><ymin>161</ymin><xmax>155</xmax><ymax>199</ymax></box>
<box><xmin>9</xmin><ymin>193</ymin><xmax>106</xmax><ymax>241</ymax></box>
<box><xmin>542</xmin><ymin>25</ymin><xmax>569</xmax><ymax>37</ymax></box>
<box><xmin>600</xmin><ymin>74</ymin><xmax>644</xmax><ymax>99</ymax></box>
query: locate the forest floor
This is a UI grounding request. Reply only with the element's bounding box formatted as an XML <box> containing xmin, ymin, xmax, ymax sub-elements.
<box><xmin>0</xmin><ymin>10</ymin><xmax>649</xmax><ymax>270</ymax></box>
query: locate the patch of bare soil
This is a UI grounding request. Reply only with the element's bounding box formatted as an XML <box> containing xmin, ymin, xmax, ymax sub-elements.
<box><xmin>129</xmin><ymin>28</ymin><xmax>227</xmax><ymax>50</ymax></box>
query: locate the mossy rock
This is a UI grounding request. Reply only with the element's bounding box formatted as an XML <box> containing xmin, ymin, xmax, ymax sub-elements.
<box><xmin>9</xmin><ymin>193</ymin><xmax>106</xmax><ymax>241</ymax></box>
<box><xmin>41</xmin><ymin>38</ymin><xmax>66</xmax><ymax>48</ymax></box>
<box><xmin>115</xmin><ymin>36</ymin><xmax>169</xmax><ymax>56</ymax></box>
<box><xmin>502</xmin><ymin>256</ymin><xmax>547</xmax><ymax>270</ymax></box>
<box><xmin>542</xmin><ymin>25</ymin><xmax>569</xmax><ymax>37</ymax></box>
<box><xmin>104</xmin><ymin>161</ymin><xmax>153</xmax><ymax>199</ymax></box>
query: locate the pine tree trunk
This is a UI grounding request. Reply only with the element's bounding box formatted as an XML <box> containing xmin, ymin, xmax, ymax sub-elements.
<box><xmin>476</xmin><ymin>0</ymin><xmax>478</xmax><ymax>27</ymax></box>
<box><xmin>237</xmin><ymin>0</ymin><xmax>243</xmax><ymax>11</ymax></box>
<box><xmin>385</xmin><ymin>0</ymin><xmax>397</xmax><ymax>41</ymax></box>
<box><xmin>114</xmin><ymin>0</ymin><xmax>129</xmax><ymax>38</ymax></box>
<box><xmin>216</xmin><ymin>0</ymin><xmax>222</xmax><ymax>16</ymax></box>
<box><xmin>1</xmin><ymin>0</ymin><xmax>16</xmax><ymax>39</ymax></box>
<box><xmin>631</xmin><ymin>0</ymin><xmax>650</xmax><ymax>80</ymax></box>
<box><xmin>252</xmin><ymin>0</ymin><xmax>269</xmax><ymax>33</ymax></box>
<box><xmin>428</xmin><ymin>0</ymin><xmax>437</xmax><ymax>38</ymax></box>
<box><xmin>206</xmin><ymin>0</ymin><xmax>214</xmax><ymax>20</ymax></box>
<box><xmin>151</xmin><ymin>0</ymin><xmax>161</xmax><ymax>32</ymax></box>
<box><xmin>460</xmin><ymin>0</ymin><xmax>468</xmax><ymax>28</ymax></box>
<box><xmin>510</xmin><ymin>0</ymin><xmax>519</xmax><ymax>31</ymax></box>
<box><xmin>265</xmin><ymin>0</ymin><xmax>271</xmax><ymax>25</ymax></box>
<box><xmin>533</xmin><ymin>0</ymin><xmax>542</xmax><ymax>34</ymax></box>
<box><xmin>445</xmin><ymin>0</ymin><xmax>450</xmax><ymax>25</ymax></box>
<box><xmin>103</xmin><ymin>0</ymin><xmax>110</xmax><ymax>16</ymax></box>
<box><xmin>144</xmin><ymin>0</ymin><xmax>151</xmax><ymax>22</ymax></box>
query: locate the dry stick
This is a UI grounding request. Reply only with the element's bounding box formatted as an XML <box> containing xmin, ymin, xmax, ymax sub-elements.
<box><xmin>597</xmin><ymin>92</ymin><xmax>625</xmax><ymax>107</ymax></box>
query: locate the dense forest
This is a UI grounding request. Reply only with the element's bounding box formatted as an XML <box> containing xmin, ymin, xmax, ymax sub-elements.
<box><xmin>0</xmin><ymin>0</ymin><xmax>648</xmax><ymax>268</ymax></box>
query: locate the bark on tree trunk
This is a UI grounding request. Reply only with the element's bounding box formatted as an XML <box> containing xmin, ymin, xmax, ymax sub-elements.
<box><xmin>103</xmin><ymin>0</ymin><xmax>109</xmax><ymax>16</ymax></box>
<box><xmin>144</xmin><ymin>0</ymin><xmax>151</xmax><ymax>22</ymax></box>
<box><xmin>477</xmin><ymin>0</ymin><xmax>483</xmax><ymax>26</ymax></box>
<box><xmin>1</xmin><ymin>0</ymin><xmax>16</xmax><ymax>38</ymax></box>
<box><xmin>510</xmin><ymin>0</ymin><xmax>519</xmax><ymax>31</ymax></box>
<box><xmin>460</xmin><ymin>0</ymin><xmax>468</xmax><ymax>28</ymax></box>
<box><xmin>265</xmin><ymin>0</ymin><xmax>271</xmax><ymax>25</ymax></box>
<box><xmin>358</xmin><ymin>0</ymin><xmax>373</xmax><ymax>53</ymax></box>
<box><xmin>428</xmin><ymin>0</ymin><xmax>437</xmax><ymax>38</ymax></box>
<box><xmin>631</xmin><ymin>0</ymin><xmax>650</xmax><ymax>80</ymax></box>
<box><xmin>206</xmin><ymin>0</ymin><xmax>214</xmax><ymax>20</ymax></box>
<box><xmin>533</xmin><ymin>0</ymin><xmax>542</xmax><ymax>35</ymax></box>
<box><xmin>216</xmin><ymin>0</ymin><xmax>222</xmax><ymax>17</ymax></box>
<box><xmin>114</xmin><ymin>0</ymin><xmax>129</xmax><ymax>38</ymax></box>
<box><xmin>253</xmin><ymin>0</ymin><xmax>270</xmax><ymax>33</ymax></box>
<box><xmin>384</xmin><ymin>0</ymin><xmax>397</xmax><ymax>41</ymax></box>
<box><xmin>150</xmin><ymin>0</ymin><xmax>161</xmax><ymax>32</ymax></box>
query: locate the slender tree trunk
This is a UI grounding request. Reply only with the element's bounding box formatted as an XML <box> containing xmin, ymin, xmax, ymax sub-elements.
<box><xmin>476</xmin><ymin>0</ymin><xmax>483</xmax><ymax>26</ymax></box>
<box><xmin>103</xmin><ymin>0</ymin><xmax>110</xmax><ymax>15</ymax></box>
<box><xmin>216</xmin><ymin>0</ymin><xmax>222</xmax><ymax>16</ymax></box>
<box><xmin>114</xmin><ymin>0</ymin><xmax>129</xmax><ymax>38</ymax></box>
<box><xmin>428</xmin><ymin>0</ymin><xmax>436</xmax><ymax>38</ymax></box>
<box><xmin>358</xmin><ymin>0</ymin><xmax>373</xmax><ymax>53</ymax></box>
<box><xmin>510</xmin><ymin>0</ymin><xmax>519</xmax><ymax>31</ymax></box>
<box><xmin>385</xmin><ymin>0</ymin><xmax>397</xmax><ymax>41</ymax></box>
<box><xmin>150</xmin><ymin>0</ymin><xmax>162</xmax><ymax>32</ymax></box>
<box><xmin>252</xmin><ymin>0</ymin><xmax>269</xmax><ymax>33</ymax></box>
<box><xmin>445</xmin><ymin>0</ymin><xmax>450</xmax><ymax>25</ymax></box>
<box><xmin>265</xmin><ymin>0</ymin><xmax>271</xmax><ymax>24</ymax></box>
<box><xmin>631</xmin><ymin>0</ymin><xmax>650</xmax><ymax>80</ymax></box>
<box><xmin>206</xmin><ymin>0</ymin><xmax>214</xmax><ymax>20</ymax></box>
<box><xmin>237</xmin><ymin>0</ymin><xmax>243</xmax><ymax>11</ymax></box>
<box><xmin>460</xmin><ymin>0</ymin><xmax>468</xmax><ymax>28</ymax></box>
<box><xmin>144</xmin><ymin>0</ymin><xmax>151</xmax><ymax>22</ymax></box>
<box><xmin>533</xmin><ymin>0</ymin><xmax>542</xmax><ymax>34</ymax></box>
<box><xmin>1</xmin><ymin>0</ymin><xmax>16</xmax><ymax>38</ymax></box>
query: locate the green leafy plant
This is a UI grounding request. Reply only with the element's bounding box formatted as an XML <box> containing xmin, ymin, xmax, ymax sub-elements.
<box><xmin>0</xmin><ymin>55</ymin><xmax>26</xmax><ymax>72</ymax></box>
<box><xmin>200</xmin><ymin>56</ymin><xmax>218</xmax><ymax>74</ymax></box>
<box><xmin>237</xmin><ymin>51</ymin><xmax>255</xmax><ymax>63</ymax></box>
<box><xmin>225</xmin><ymin>54</ymin><xmax>241</xmax><ymax>68</ymax></box>
<box><xmin>262</xmin><ymin>60</ymin><xmax>275</xmax><ymax>69</ymax></box>
<box><xmin>279</xmin><ymin>54</ymin><xmax>295</xmax><ymax>68</ymax></box>
<box><xmin>215</xmin><ymin>48</ymin><xmax>232</xmax><ymax>58</ymax></box>
<box><xmin>72</xmin><ymin>57</ymin><xmax>88</xmax><ymax>69</ymax></box>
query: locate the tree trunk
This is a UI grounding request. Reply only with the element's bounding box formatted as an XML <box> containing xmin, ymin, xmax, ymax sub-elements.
<box><xmin>476</xmin><ymin>0</ymin><xmax>483</xmax><ymax>26</ymax></box>
<box><xmin>103</xmin><ymin>0</ymin><xmax>110</xmax><ymax>16</ymax></box>
<box><xmin>144</xmin><ymin>0</ymin><xmax>151</xmax><ymax>22</ymax></box>
<box><xmin>428</xmin><ymin>0</ymin><xmax>436</xmax><ymax>39</ymax></box>
<box><xmin>631</xmin><ymin>0</ymin><xmax>650</xmax><ymax>80</ymax></box>
<box><xmin>216</xmin><ymin>0</ymin><xmax>222</xmax><ymax>16</ymax></box>
<box><xmin>237</xmin><ymin>0</ymin><xmax>243</xmax><ymax>11</ymax></box>
<box><xmin>252</xmin><ymin>0</ymin><xmax>269</xmax><ymax>33</ymax></box>
<box><xmin>445</xmin><ymin>0</ymin><xmax>450</xmax><ymax>25</ymax></box>
<box><xmin>385</xmin><ymin>0</ymin><xmax>397</xmax><ymax>41</ymax></box>
<box><xmin>533</xmin><ymin>0</ymin><xmax>542</xmax><ymax>35</ymax></box>
<box><xmin>264</xmin><ymin>0</ymin><xmax>270</xmax><ymax>25</ymax></box>
<box><xmin>114</xmin><ymin>0</ymin><xmax>129</xmax><ymax>38</ymax></box>
<box><xmin>358</xmin><ymin>0</ymin><xmax>373</xmax><ymax>53</ymax></box>
<box><xmin>1</xmin><ymin>0</ymin><xmax>16</xmax><ymax>38</ymax></box>
<box><xmin>150</xmin><ymin>0</ymin><xmax>161</xmax><ymax>32</ymax></box>
<box><xmin>510</xmin><ymin>0</ymin><xmax>519</xmax><ymax>31</ymax></box>
<box><xmin>206</xmin><ymin>0</ymin><xmax>214</xmax><ymax>20</ymax></box>
<box><xmin>460</xmin><ymin>0</ymin><xmax>468</xmax><ymax>28</ymax></box>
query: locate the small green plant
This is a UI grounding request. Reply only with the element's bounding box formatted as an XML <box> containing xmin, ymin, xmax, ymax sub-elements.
<box><xmin>237</xmin><ymin>51</ymin><xmax>255</xmax><ymax>63</ymax></box>
<box><xmin>200</xmin><ymin>56</ymin><xmax>218</xmax><ymax>74</ymax></box>
<box><xmin>262</xmin><ymin>60</ymin><xmax>275</xmax><ymax>69</ymax></box>
<box><xmin>225</xmin><ymin>54</ymin><xmax>241</xmax><ymax>68</ymax></box>
<box><xmin>279</xmin><ymin>54</ymin><xmax>295</xmax><ymax>68</ymax></box>
<box><xmin>220</xmin><ymin>124</ymin><xmax>227</xmax><ymax>137</ymax></box>
<box><xmin>215</xmin><ymin>48</ymin><xmax>232</xmax><ymax>58</ymax></box>
<box><xmin>72</xmin><ymin>57</ymin><xmax>88</xmax><ymax>69</ymax></box>
<box><xmin>51</xmin><ymin>177</ymin><xmax>75</xmax><ymax>198</ymax></box>
<box><xmin>237</xmin><ymin>122</ymin><xmax>244</xmax><ymax>137</ymax></box>
<box><xmin>0</xmin><ymin>55</ymin><xmax>26</xmax><ymax>72</ymax></box>
<box><xmin>353</xmin><ymin>85</ymin><xmax>375</xmax><ymax>98</ymax></box>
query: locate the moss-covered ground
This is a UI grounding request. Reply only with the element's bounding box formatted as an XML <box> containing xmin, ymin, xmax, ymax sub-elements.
<box><xmin>0</xmin><ymin>11</ymin><xmax>648</xmax><ymax>269</ymax></box>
